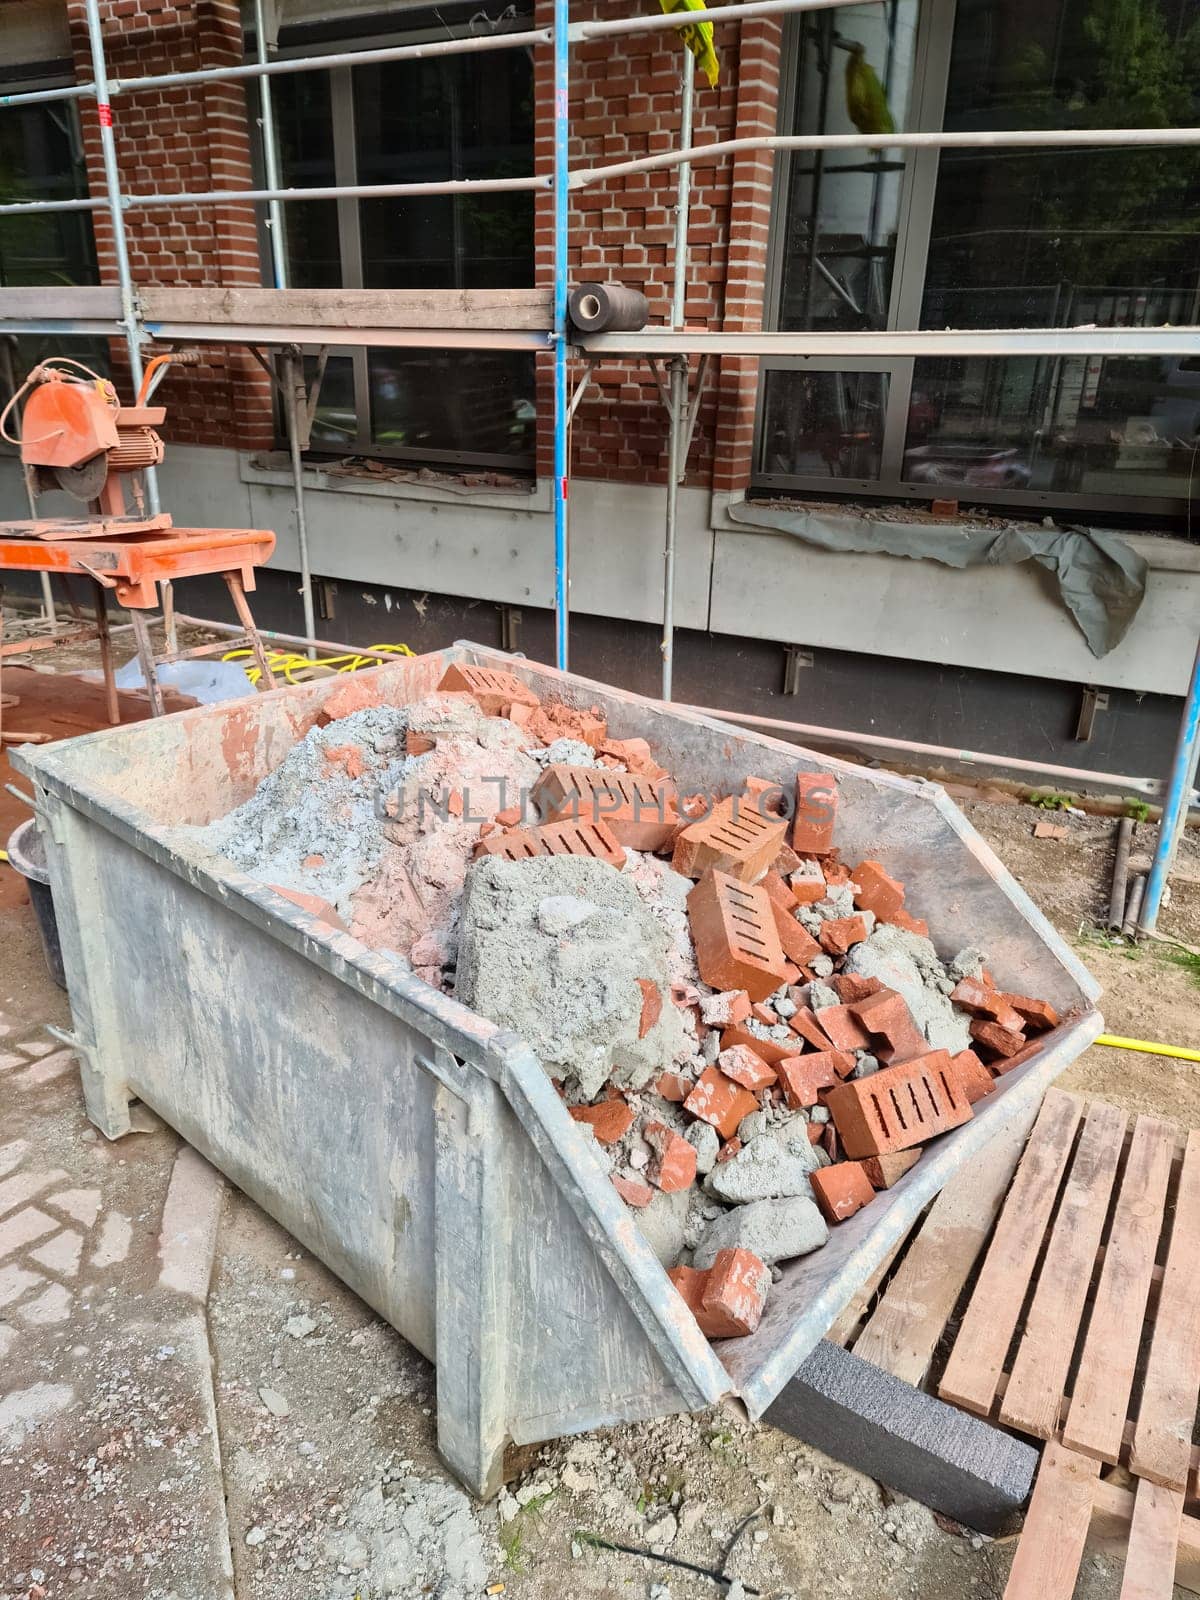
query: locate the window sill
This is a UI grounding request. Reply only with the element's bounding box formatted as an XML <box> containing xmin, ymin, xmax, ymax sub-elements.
<box><xmin>240</xmin><ymin>452</ymin><xmax>548</xmax><ymax>514</ymax></box>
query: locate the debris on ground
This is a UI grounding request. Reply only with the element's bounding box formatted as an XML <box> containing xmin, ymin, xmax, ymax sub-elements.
<box><xmin>194</xmin><ymin>662</ymin><xmax>1064</xmax><ymax>1343</ymax></box>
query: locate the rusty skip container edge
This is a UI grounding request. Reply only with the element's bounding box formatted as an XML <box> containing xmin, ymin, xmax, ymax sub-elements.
<box><xmin>14</xmin><ymin>643</ymin><xmax>1102</xmax><ymax>1498</ymax></box>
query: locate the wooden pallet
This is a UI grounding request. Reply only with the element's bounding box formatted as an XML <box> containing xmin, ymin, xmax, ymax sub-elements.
<box><xmin>828</xmin><ymin>1087</ymin><xmax>1200</xmax><ymax>1592</ymax></box>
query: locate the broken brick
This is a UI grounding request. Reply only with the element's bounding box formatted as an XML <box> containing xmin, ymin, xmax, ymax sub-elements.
<box><xmin>534</xmin><ymin>765</ymin><xmax>678</xmax><ymax>851</ymax></box>
<box><xmin>636</xmin><ymin>979</ymin><xmax>663</xmax><ymax>1038</ymax></box>
<box><xmin>406</xmin><ymin>731</ymin><xmax>436</xmax><ymax>756</ymax></box>
<box><xmin>850</xmin><ymin>860</ymin><xmax>906</xmax><ymax>922</ymax></box>
<box><xmin>644</xmin><ymin>1122</ymin><xmax>698</xmax><ymax>1192</ymax></box>
<box><xmin>324</xmin><ymin>744</ymin><xmax>366</xmax><ymax>780</ymax></box>
<box><xmin>789</xmin><ymin>861</ymin><xmax>828</xmax><ymax>904</ymax></box>
<box><xmin>437</xmin><ymin>662</ymin><xmax>539</xmax><ymax>716</ymax></box>
<box><xmin>613</xmin><ymin>1174</ymin><xmax>654</xmax><ymax>1208</ymax></box>
<box><xmin>774</xmin><ymin>843</ymin><xmax>803</xmax><ymax>876</ymax></box>
<box><xmin>761</xmin><ymin>870</ymin><xmax>798</xmax><ymax>915</ymax></box>
<box><xmin>792</xmin><ymin>772</ymin><xmax>839</xmax><ymax>853</ymax></box>
<box><xmin>814</xmin><ymin>1004</ymin><xmax>872</xmax><ymax>1052</ymax></box>
<box><xmin>302</xmin><ymin>853</ymin><xmax>325</xmax><ymax>869</ymax></box>
<box><xmin>269</xmin><ymin>885</ymin><xmax>348</xmax><ymax>932</ymax></box>
<box><xmin>776</xmin><ymin>1050</ymin><xmax>851</xmax><ymax>1108</ymax></box>
<box><xmin>824</xmin><ymin>1051</ymin><xmax>974</xmax><ymax>1158</ymax></box>
<box><xmin>819</xmin><ymin>914</ymin><xmax>869</xmax><ymax>956</ymax></box>
<box><xmin>701</xmin><ymin>1248</ymin><xmax>770</xmax><ymax>1337</ymax></box>
<box><xmin>717</xmin><ymin>1044</ymin><xmax>778</xmax><ymax>1092</ymax></box>
<box><xmin>848</xmin><ymin>988</ymin><xmax>929</xmax><ymax>1065</ymax></box>
<box><xmin>699</xmin><ymin>990</ymin><xmax>752</xmax><ymax>1027</ymax></box>
<box><xmin>716</xmin><ymin>1137</ymin><xmax>742</xmax><ymax>1163</ymax></box>
<box><xmin>683</xmin><ymin>1067</ymin><xmax>759</xmax><ymax>1140</ymax></box>
<box><xmin>950</xmin><ymin>977</ymin><xmax>1025</xmax><ymax>1033</ymax></box>
<box><xmin>766</xmin><ymin>886</ymin><xmax>823</xmax><ymax>967</ymax></box>
<box><xmin>656</xmin><ymin>1071</ymin><xmax>692</xmax><ymax>1103</ymax></box>
<box><xmin>751</xmin><ymin>1002</ymin><xmax>777</xmax><ymax>1027</ymax></box>
<box><xmin>1002</xmin><ymin>993</ymin><xmax>1060</xmax><ymax>1033</ymax></box>
<box><xmin>494</xmin><ymin>804</ymin><xmax>523</xmax><ymax>828</ymax></box>
<box><xmin>719</xmin><ymin>1024</ymin><xmax>797</xmax><ymax>1067</ymax></box>
<box><xmin>810</xmin><ymin>1161</ymin><xmax>876</xmax><ymax>1224</ymax></box>
<box><xmin>672</xmin><ymin>795</ymin><xmax>788</xmax><ymax>882</ymax></box>
<box><xmin>474</xmin><ymin>816</ymin><xmax>626</xmax><ymax>867</ymax></box>
<box><xmin>948</xmin><ymin>1048</ymin><xmax>997</xmax><ymax>1104</ymax></box>
<box><xmin>526</xmin><ymin>701</ymin><xmax>608</xmax><ymax>750</ymax></box>
<box><xmin>969</xmin><ymin>1018</ymin><xmax>1027</xmax><ymax>1060</ymax></box>
<box><xmin>569</xmin><ymin>1100</ymin><xmax>635</xmax><ymax>1144</ymax></box>
<box><xmin>789</xmin><ymin>1006</ymin><xmax>835</xmax><ymax>1052</ymax></box>
<box><xmin>862</xmin><ymin>1149</ymin><xmax>921</xmax><ymax>1189</ymax></box>
<box><xmin>890</xmin><ymin>908</ymin><xmax>930</xmax><ymax>937</ymax></box>
<box><xmin>822</xmin><ymin>1123</ymin><xmax>839</xmax><ymax>1161</ymax></box>
<box><xmin>829</xmin><ymin>974</ymin><xmax>884</xmax><ymax>1003</ymax></box>
<box><xmin>687</xmin><ymin>871</ymin><xmax>790</xmax><ymax>1001</ymax></box>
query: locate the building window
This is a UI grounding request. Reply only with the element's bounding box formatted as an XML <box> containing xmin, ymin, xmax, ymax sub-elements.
<box><xmin>759</xmin><ymin>0</ymin><xmax>1200</xmax><ymax>519</ymax></box>
<box><xmin>268</xmin><ymin>6</ymin><xmax>536</xmax><ymax>471</ymax></box>
<box><xmin>0</xmin><ymin>100</ymin><xmax>96</xmax><ymax>288</ymax></box>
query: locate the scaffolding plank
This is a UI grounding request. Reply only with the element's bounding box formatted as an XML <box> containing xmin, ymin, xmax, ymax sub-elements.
<box><xmin>1130</xmin><ymin>1130</ymin><xmax>1200</xmax><ymax>1490</ymax></box>
<box><xmin>850</xmin><ymin>1103</ymin><xmax>1036</xmax><ymax>1386</ymax></box>
<box><xmin>1003</xmin><ymin>1442</ymin><xmax>1099</xmax><ymax>1600</ymax></box>
<box><xmin>1119</xmin><ymin>1478</ymin><xmax>1186</xmax><ymax>1600</ymax></box>
<box><xmin>0</xmin><ymin>286</ymin><xmax>121</xmax><ymax>321</ymax></box>
<box><xmin>138</xmin><ymin>286</ymin><xmax>552</xmax><ymax>331</ymax></box>
<box><xmin>1061</xmin><ymin>1115</ymin><xmax>1177</xmax><ymax>1465</ymax></box>
<box><xmin>938</xmin><ymin>1089</ymin><xmax>1084</xmax><ymax>1418</ymax></box>
<box><xmin>1089</xmin><ymin>1478</ymin><xmax>1200</xmax><ymax>1595</ymax></box>
<box><xmin>1000</xmin><ymin>1099</ymin><xmax>1127</xmax><ymax>1441</ymax></box>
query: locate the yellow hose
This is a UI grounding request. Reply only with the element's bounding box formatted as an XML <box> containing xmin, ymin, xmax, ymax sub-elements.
<box><xmin>221</xmin><ymin>642</ymin><xmax>413</xmax><ymax>686</ymax></box>
<box><xmin>1095</xmin><ymin>1033</ymin><xmax>1200</xmax><ymax>1063</ymax></box>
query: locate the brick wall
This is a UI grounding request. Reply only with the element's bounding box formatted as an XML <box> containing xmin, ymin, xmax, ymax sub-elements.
<box><xmin>64</xmin><ymin>0</ymin><xmax>273</xmax><ymax>450</ymax></box>
<box><xmin>533</xmin><ymin>0</ymin><xmax>783</xmax><ymax>496</ymax></box>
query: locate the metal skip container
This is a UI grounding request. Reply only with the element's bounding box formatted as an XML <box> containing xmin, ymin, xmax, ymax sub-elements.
<box><xmin>14</xmin><ymin>644</ymin><xmax>1102</xmax><ymax>1497</ymax></box>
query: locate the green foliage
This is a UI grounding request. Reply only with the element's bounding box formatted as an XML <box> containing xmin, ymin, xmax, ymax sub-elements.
<box><xmin>1125</xmin><ymin>797</ymin><xmax>1153</xmax><ymax>822</ymax></box>
<box><xmin>1030</xmin><ymin>790</ymin><xmax>1075</xmax><ymax>810</ymax></box>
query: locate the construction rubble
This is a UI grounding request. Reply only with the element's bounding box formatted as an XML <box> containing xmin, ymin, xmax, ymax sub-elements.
<box><xmin>196</xmin><ymin>664</ymin><xmax>1062</xmax><ymax>1344</ymax></box>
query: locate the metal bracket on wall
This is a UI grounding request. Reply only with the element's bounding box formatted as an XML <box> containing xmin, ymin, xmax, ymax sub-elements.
<box><xmin>246</xmin><ymin>342</ymin><xmax>329</xmax><ymax>452</ymax></box>
<box><xmin>499</xmin><ymin>606</ymin><xmax>523</xmax><ymax>654</ymax></box>
<box><xmin>317</xmin><ymin>578</ymin><xmax>336</xmax><ymax>621</ymax></box>
<box><xmin>783</xmin><ymin>644</ymin><xmax>815</xmax><ymax>696</ymax></box>
<box><xmin>1075</xmin><ymin>686</ymin><xmax>1109</xmax><ymax>742</ymax></box>
<box><xmin>643</xmin><ymin>354</ymin><xmax>713</xmax><ymax>484</ymax></box>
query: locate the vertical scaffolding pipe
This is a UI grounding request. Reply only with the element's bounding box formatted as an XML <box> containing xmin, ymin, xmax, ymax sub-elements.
<box><xmin>254</xmin><ymin>0</ymin><xmax>288</xmax><ymax>292</ymax></box>
<box><xmin>1139</xmin><ymin>634</ymin><xmax>1200</xmax><ymax>935</ymax></box>
<box><xmin>661</xmin><ymin>46</ymin><xmax>695</xmax><ymax>703</ymax></box>
<box><xmin>282</xmin><ymin>349</ymin><xmax>318</xmax><ymax>656</ymax></box>
<box><xmin>552</xmin><ymin>0</ymin><xmax>570</xmax><ymax>671</ymax></box>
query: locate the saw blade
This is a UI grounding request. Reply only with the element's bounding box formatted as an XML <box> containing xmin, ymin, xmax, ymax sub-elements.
<box><xmin>52</xmin><ymin>453</ymin><xmax>109</xmax><ymax>502</ymax></box>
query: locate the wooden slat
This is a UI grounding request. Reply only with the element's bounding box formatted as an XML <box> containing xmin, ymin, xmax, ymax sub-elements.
<box><xmin>1090</xmin><ymin>1477</ymin><xmax>1200</xmax><ymax>1596</ymax></box>
<box><xmin>1062</xmin><ymin>1115</ymin><xmax>1177</xmax><ymax>1463</ymax></box>
<box><xmin>138</xmin><ymin>285</ymin><xmax>553</xmax><ymax>331</ymax></box>
<box><xmin>1000</xmin><ymin>1099</ymin><xmax>1128</xmax><ymax>1439</ymax></box>
<box><xmin>1119</xmin><ymin>1478</ymin><xmax>1186</xmax><ymax>1600</ymax></box>
<box><xmin>1131</xmin><ymin>1130</ymin><xmax>1200</xmax><ymax>1489</ymax></box>
<box><xmin>851</xmin><ymin>1103</ymin><xmax>1038</xmax><ymax>1384</ymax></box>
<box><xmin>1003</xmin><ymin>1442</ymin><xmax>1099</xmax><ymax>1600</ymax></box>
<box><xmin>939</xmin><ymin>1089</ymin><xmax>1085</xmax><ymax>1416</ymax></box>
<box><xmin>0</xmin><ymin>286</ymin><xmax>121</xmax><ymax>320</ymax></box>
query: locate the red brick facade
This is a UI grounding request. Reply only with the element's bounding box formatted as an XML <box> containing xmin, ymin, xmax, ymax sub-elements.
<box><xmin>62</xmin><ymin>0</ymin><xmax>783</xmax><ymax>488</ymax></box>
<box><xmin>64</xmin><ymin>0</ymin><xmax>273</xmax><ymax>448</ymax></box>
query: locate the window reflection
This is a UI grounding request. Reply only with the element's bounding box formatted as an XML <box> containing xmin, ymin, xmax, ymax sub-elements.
<box><xmin>761</xmin><ymin>370</ymin><xmax>888</xmax><ymax>479</ymax></box>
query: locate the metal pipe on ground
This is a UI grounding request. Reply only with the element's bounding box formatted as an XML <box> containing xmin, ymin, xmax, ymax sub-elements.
<box><xmin>1108</xmin><ymin>817</ymin><xmax>1134</xmax><ymax>931</ymax></box>
<box><xmin>1122</xmin><ymin>874</ymin><xmax>1147</xmax><ymax>939</ymax></box>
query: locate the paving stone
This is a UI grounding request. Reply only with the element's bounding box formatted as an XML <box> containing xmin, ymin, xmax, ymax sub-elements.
<box><xmin>16</xmin><ymin>1282</ymin><xmax>72</xmax><ymax>1325</ymax></box>
<box><xmin>90</xmin><ymin>1211</ymin><xmax>132</xmax><ymax>1268</ymax></box>
<box><xmin>0</xmin><ymin>1207</ymin><xmax>57</xmax><ymax>1259</ymax></box>
<box><xmin>45</xmin><ymin>1187</ymin><xmax>102</xmax><ymax>1228</ymax></box>
<box><xmin>0</xmin><ymin>1140</ymin><xmax>29</xmax><ymax>1178</ymax></box>
<box><xmin>0</xmin><ymin>1261</ymin><xmax>45</xmax><ymax>1308</ymax></box>
<box><xmin>18</xmin><ymin>1050</ymin><xmax>77</xmax><ymax>1087</ymax></box>
<box><xmin>21</xmin><ymin>1040</ymin><xmax>56</xmax><ymax>1058</ymax></box>
<box><xmin>0</xmin><ymin>1168</ymin><xmax>68</xmax><ymax>1217</ymax></box>
<box><xmin>29</xmin><ymin>1228</ymin><xmax>84</xmax><ymax>1279</ymax></box>
<box><xmin>0</xmin><ymin>1052</ymin><xmax>25</xmax><ymax>1072</ymax></box>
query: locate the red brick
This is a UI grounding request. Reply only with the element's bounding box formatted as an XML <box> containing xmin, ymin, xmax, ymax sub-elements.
<box><xmin>437</xmin><ymin>662</ymin><xmax>539</xmax><ymax>715</ymax></box>
<box><xmin>969</xmin><ymin>1018</ymin><xmax>1028</xmax><ymax>1060</ymax></box>
<box><xmin>699</xmin><ymin>989</ymin><xmax>752</xmax><ymax>1027</ymax></box>
<box><xmin>569</xmin><ymin>1100</ymin><xmax>635</xmax><ymax>1144</ymax></box>
<box><xmin>656</xmin><ymin>1071</ymin><xmax>692</xmax><ymax>1103</ymax></box>
<box><xmin>751</xmin><ymin>1002</ymin><xmax>777</xmax><ymax>1027</ymax></box>
<box><xmin>789</xmin><ymin>1006</ymin><xmax>835</xmax><ymax>1052</ymax></box>
<box><xmin>687</xmin><ymin>871</ymin><xmax>790</xmax><ymax>1001</ymax></box>
<box><xmin>613</xmin><ymin>1173</ymin><xmax>654</xmax><ymax>1207</ymax></box>
<box><xmin>766</xmin><ymin>889</ymin><xmax>823</xmax><ymax>966</ymax></box>
<box><xmin>950</xmin><ymin>977</ymin><xmax>1025</xmax><ymax>1033</ymax></box>
<box><xmin>526</xmin><ymin>701</ymin><xmax>608</xmax><ymax>750</ymax></box>
<box><xmin>810</xmin><ymin>1162</ymin><xmax>876</xmax><ymax>1224</ymax></box>
<box><xmin>636</xmin><ymin>978</ymin><xmax>663</xmax><ymax>1038</ymax></box>
<box><xmin>474</xmin><ymin>816</ymin><xmax>626</xmax><ymax>867</ymax></box>
<box><xmin>644</xmin><ymin>1121</ymin><xmax>698</xmax><ymax>1192</ymax></box>
<box><xmin>324</xmin><ymin>744</ymin><xmax>366</xmax><ymax>780</ymax></box>
<box><xmin>862</xmin><ymin>1149</ymin><xmax>922</xmax><ymax>1189</ymax></box>
<box><xmin>761</xmin><ymin>869</ymin><xmax>798</xmax><ymax>914</ymax></box>
<box><xmin>719</xmin><ymin>1024</ymin><xmax>796</xmax><ymax>1067</ymax></box>
<box><xmin>494</xmin><ymin>805</ymin><xmax>523</xmax><ymax>828</ymax></box>
<box><xmin>672</xmin><ymin>795</ymin><xmax>788</xmax><ymax>882</ymax></box>
<box><xmin>269</xmin><ymin>885</ymin><xmax>348</xmax><ymax>932</ymax></box>
<box><xmin>773</xmin><ymin>842</ymin><xmax>803</xmax><ymax>876</ymax></box>
<box><xmin>789</xmin><ymin>865</ymin><xmax>827</xmax><ymax>905</ymax></box>
<box><xmin>406</xmin><ymin>731</ymin><xmax>436</xmax><ymax>756</ymax></box>
<box><xmin>851</xmin><ymin>860</ymin><xmax>907</xmax><ymax>922</ymax></box>
<box><xmin>792</xmin><ymin>772</ymin><xmax>839</xmax><ymax>853</ymax></box>
<box><xmin>716</xmin><ymin>1136</ymin><xmax>743</xmax><ymax>1163</ymax></box>
<box><xmin>828</xmin><ymin>974</ymin><xmax>885</xmax><ymax>1003</ymax></box>
<box><xmin>891</xmin><ymin>908</ymin><xmax>931</xmax><ymax>938</ymax></box>
<box><xmin>818</xmin><ymin>914</ymin><xmax>869</xmax><ymax>955</ymax></box>
<box><xmin>814</xmin><ymin>1004</ymin><xmax>872</xmax><ymax>1052</ymax></box>
<box><xmin>1002</xmin><ymin>993</ymin><xmax>1060</xmax><ymax>1032</ymax></box>
<box><xmin>683</xmin><ymin>1067</ymin><xmax>759</xmax><ymax>1140</ymax></box>
<box><xmin>824</xmin><ymin>1051</ymin><xmax>974</xmax><ymax>1158</ymax></box>
<box><xmin>699</xmin><ymin>1247</ymin><xmax>770</xmax><ymax>1336</ymax></box>
<box><xmin>776</xmin><ymin>1050</ymin><xmax>851</xmax><ymax>1108</ymax></box>
<box><xmin>948</xmin><ymin>1048</ymin><xmax>997</xmax><ymax>1104</ymax></box>
<box><xmin>534</xmin><ymin>764</ymin><xmax>678</xmax><ymax>851</ymax></box>
<box><xmin>848</xmin><ymin>989</ymin><xmax>930</xmax><ymax>1065</ymax></box>
<box><xmin>717</xmin><ymin>1043</ymin><xmax>777</xmax><ymax>1091</ymax></box>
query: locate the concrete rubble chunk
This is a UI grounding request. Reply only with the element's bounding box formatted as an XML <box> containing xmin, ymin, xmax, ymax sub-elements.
<box><xmin>704</xmin><ymin>1132</ymin><xmax>820</xmax><ymax>1207</ymax></box>
<box><xmin>693</xmin><ymin>1194</ymin><xmax>828</xmax><ymax>1269</ymax></box>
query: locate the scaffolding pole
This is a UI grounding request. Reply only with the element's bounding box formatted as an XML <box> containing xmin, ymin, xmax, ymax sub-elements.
<box><xmin>1140</xmin><ymin>638</ymin><xmax>1200</xmax><ymax>934</ymax></box>
<box><xmin>552</xmin><ymin>0</ymin><xmax>570</xmax><ymax>671</ymax></box>
<box><xmin>661</xmin><ymin>47</ymin><xmax>695</xmax><ymax>704</ymax></box>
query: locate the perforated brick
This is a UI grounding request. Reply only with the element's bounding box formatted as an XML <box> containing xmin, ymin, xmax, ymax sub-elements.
<box><xmin>792</xmin><ymin>772</ymin><xmax>839</xmax><ymax>853</ymax></box>
<box><xmin>474</xmin><ymin>817</ymin><xmax>625</xmax><ymax>867</ymax></box>
<box><xmin>437</xmin><ymin>662</ymin><xmax>539</xmax><ymax>715</ymax></box>
<box><xmin>687</xmin><ymin>870</ymin><xmax>790</xmax><ymax>1001</ymax></box>
<box><xmin>533</xmin><ymin>764</ymin><xmax>677</xmax><ymax>851</ymax></box>
<box><xmin>672</xmin><ymin>796</ymin><xmax>788</xmax><ymax>881</ymax></box>
<box><xmin>824</xmin><ymin>1050</ymin><xmax>974</xmax><ymax>1159</ymax></box>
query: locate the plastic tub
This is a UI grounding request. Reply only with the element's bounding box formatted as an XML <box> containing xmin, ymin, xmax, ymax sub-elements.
<box><xmin>7</xmin><ymin>818</ymin><xmax>66</xmax><ymax>989</ymax></box>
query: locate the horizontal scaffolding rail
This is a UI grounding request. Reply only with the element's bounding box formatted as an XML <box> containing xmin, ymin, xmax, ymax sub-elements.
<box><xmin>578</xmin><ymin>326</ymin><xmax>1200</xmax><ymax>357</ymax></box>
